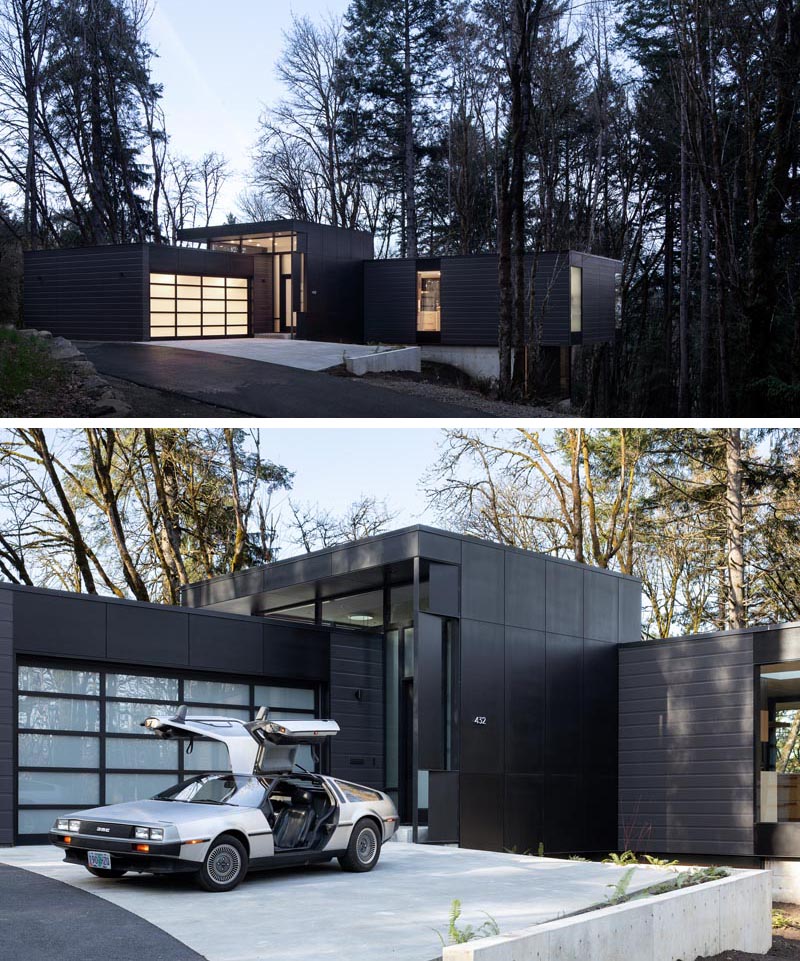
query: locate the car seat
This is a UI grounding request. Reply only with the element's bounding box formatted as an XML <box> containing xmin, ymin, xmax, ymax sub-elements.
<box><xmin>272</xmin><ymin>789</ymin><xmax>315</xmax><ymax>849</ymax></box>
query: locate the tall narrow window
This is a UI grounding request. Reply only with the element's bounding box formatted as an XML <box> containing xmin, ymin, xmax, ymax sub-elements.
<box><xmin>570</xmin><ymin>266</ymin><xmax>582</xmax><ymax>334</ymax></box>
<box><xmin>417</xmin><ymin>271</ymin><xmax>441</xmax><ymax>333</ymax></box>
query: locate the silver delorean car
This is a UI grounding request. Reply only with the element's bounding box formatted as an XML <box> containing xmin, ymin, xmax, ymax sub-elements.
<box><xmin>48</xmin><ymin>707</ymin><xmax>399</xmax><ymax>891</ymax></box>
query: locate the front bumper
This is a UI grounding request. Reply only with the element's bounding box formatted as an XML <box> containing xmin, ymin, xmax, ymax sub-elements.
<box><xmin>48</xmin><ymin>831</ymin><xmax>196</xmax><ymax>875</ymax></box>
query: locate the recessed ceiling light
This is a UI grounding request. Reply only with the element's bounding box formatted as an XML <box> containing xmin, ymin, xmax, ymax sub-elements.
<box><xmin>348</xmin><ymin>614</ymin><xmax>374</xmax><ymax>623</ymax></box>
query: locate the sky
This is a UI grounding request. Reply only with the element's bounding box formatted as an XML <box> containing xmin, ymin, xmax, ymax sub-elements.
<box><xmin>251</xmin><ymin>427</ymin><xmax>448</xmax><ymax>533</ymax></box>
<box><xmin>147</xmin><ymin>0</ymin><xmax>352</xmax><ymax>215</ymax></box>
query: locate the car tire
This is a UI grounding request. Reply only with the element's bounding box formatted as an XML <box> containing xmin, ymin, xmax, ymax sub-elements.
<box><xmin>338</xmin><ymin>819</ymin><xmax>382</xmax><ymax>873</ymax></box>
<box><xmin>196</xmin><ymin>834</ymin><xmax>248</xmax><ymax>892</ymax></box>
<box><xmin>86</xmin><ymin>866</ymin><xmax>127</xmax><ymax>879</ymax></box>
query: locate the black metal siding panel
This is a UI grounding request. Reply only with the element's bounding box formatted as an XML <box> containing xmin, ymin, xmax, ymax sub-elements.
<box><xmin>618</xmin><ymin>633</ymin><xmax>755</xmax><ymax>857</ymax></box>
<box><xmin>573</xmin><ymin>253</ymin><xmax>619</xmax><ymax>345</ymax></box>
<box><xmin>24</xmin><ymin>245</ymin><xmax>146</xmax><ymax>341</ymax></box>
<box><xmin>440</xmin><ymin>256</ymin><xmax>501</xmax><ymax>345</ymax></box>
<box><xmin>147</xmin><ymin>246</ymin><xmax>253</xmax><ymax>279</ymax></box>
<box><xmin>263</xmin><ymin>623</ymin><xmax>330</xmax><ymax>682</ymax></box>
<box><xmin>459</xmin><ymin>619</ymin><xmax>505</xmax><ymax>774</ymax></box>
<box><xmin>329</xmin><ymin>632</ymin><xmax>384</xmax><ymax>789</ymax></box>
<box><xmin>417</xmin><ymin>613</ymin><xmax>445</xmax><ymax>771</ymax></box>
<box><xmin>0</xmin><ymin>588</ymin><xmax>13</xmax><ymax>844</ymax></box>
<box><xmin>460</xmin><ymin>773</ymin><xmax>503</xmax><ymax>850</ymax></box>
<box><xmin>532</xmin><ymin>253</ymin><xmax>570</xmax><ymax>346</ymax></box>
<box><xmin>428</xmin><ymin>771</ymin><xmax>459</xmax><ymax>843</ymax></box>
<box><xmin>14</xmin><ymin>589</ymin><xmax>107</xmax><ymax>659</ymax></box>
<box><xmin>363</xmin><ymin>260</ymin><xmax>417</xmax><ymax>342</ymax></box>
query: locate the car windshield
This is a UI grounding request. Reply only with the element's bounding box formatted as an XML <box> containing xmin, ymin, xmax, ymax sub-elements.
<box><xmin>154</xmin><ymin>774</ymin><xmax>267</xmax><ymax>808</ymax></box>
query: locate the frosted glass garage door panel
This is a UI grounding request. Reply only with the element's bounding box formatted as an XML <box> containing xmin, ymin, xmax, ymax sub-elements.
<box><xmin>18</xmin><ymin>733</ymin><xmax>99</xmax><ymax>768</ymax></box>
<box><xmin>254</xmin><ymin>687</ymin><xmax>315</xmax><ymax>710</ymax></box>
<box><xmin>18</xmin><ymin>666</ymin><xmax>100</xmax><ymax>696</ymax></box>
<box><xmin>18</xmin><ymin>696</ymin><xmax>100</xmax><ymax>732</ymax></box>
<box><xmin>106</xmin><ymin>701</ymin><xmax>178</xmax><ymax>733</ymax></box>
<box><xmin>105</xmin><ymin>737</ymin><xmax>179</xmax><ymax>769</ymax></box>
<box><xmin>106</xmin><ymin>674</ymin><xmax>179</xmax><ymax>700</ymax></box>
<box><xmin>19</xmin><ymin>809</ymin><xmax>76</xmax><ymax>835</ymax></box>
<box><xmin>187</xmin><ymin>704</ymin><xmax>250</xmax><ymax>719</ymax></box>
<box><xmin>184</xmin><ymin>679</ymin><xmax>249</xmax><ymax>706</ymax></box>
<box><xmin>184</xmin><ymin>741</ymin><xmax>230</xmax><ymax>772</ymax></box>
<box><xmin>18</xmin><ymin>771</ymin><xmax>99</xmax><ymax>805</ymax></box>
<box><xmin>106</xmin><ymin>774</ymin><xmax>176</xmax><ymax>804</ymax></box>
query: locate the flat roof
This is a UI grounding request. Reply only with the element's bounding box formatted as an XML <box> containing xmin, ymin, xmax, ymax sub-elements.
<box><xmin>177</xmin><ymin>219</ymin><xmax>373</xmax><ymax>243</ymax></box>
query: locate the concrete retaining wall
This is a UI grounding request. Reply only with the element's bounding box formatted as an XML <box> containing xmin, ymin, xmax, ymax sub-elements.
<box><xmin>442</xmin><ymin>869</ymin><xmax>771</xmax><ymax>961</ymax></box>
<box><xmin>767</xmin><ymin>859</ymin><xmax>800</xmax><ymax>903</ymax></box>
<box><xmin>420</xmin><ymin>345</ymin><xmax>499</xmax><ymax>383</ymax></box>
<box><xmin>346</xmin><ymin>346</ymin><xmax>421</xmax><ymax>375</ymax></box>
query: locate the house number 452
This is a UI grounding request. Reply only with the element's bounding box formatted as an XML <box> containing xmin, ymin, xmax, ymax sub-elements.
<box><xmin>473</xmin><ymin>716</ymin><xmax>487</xmax><ymax>725</ymax></box>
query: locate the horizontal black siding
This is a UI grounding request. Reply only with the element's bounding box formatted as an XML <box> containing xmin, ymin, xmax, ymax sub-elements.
<box><xmin>0</xmin><ymin>588</ymin><xmax>12</xmax><ymax>845</ymax></box>
<box><xmin>24</xmin><ymin>245</ymin><xmax>146</xmax><ymax>341</ymax></box>
<box><xmin>574</xmin><ymin>252</ymin><xmax>619</xmax><ymax>345</ymax></box>
<box><xmin>251</xmin><ymin>254</ymin><xmax>273</xmax><ymax>335</ymax></box>
<box><xmin>618</xmin><ymin>634</ymin><xmax>755</xmax><ymax>857</ymax></box>
<box><xmin>329</xmin><ymin>632</ymin><xmax>384</xmax><ymax>790</ymax></box>
<box><xmin>147</xmin><ymin>246</ymin><xmax>253</xmax><ymax>279</ymax></box>
<box><xmin>363</xmin><ymin>259</ymin><xmax>417</xmax><ymax>342</ymax></box>
<box><xmin>440</xmin><ymin>256</ymin><xmax>501</xmax><ymax>345</ymax></box>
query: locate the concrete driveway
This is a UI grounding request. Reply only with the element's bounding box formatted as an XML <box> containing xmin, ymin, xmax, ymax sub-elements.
<box><xmin>146</xmin><ymin>338</ymin><xmax>392</xmax><ymax>372</ymax></box>
<box><xmin>0</xmin><ymin>844</ymin><xmax>675</xmax><ymax>961</ymax></box>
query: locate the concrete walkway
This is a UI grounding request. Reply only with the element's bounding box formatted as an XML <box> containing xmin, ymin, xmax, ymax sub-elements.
<box><xmin>82</xmin><ymin>343</ymin><xmax>488</xmax><ymax>419</ymax></box>
<box><xmin>0</xmin><ymin>844</ymin><xmax>675</xmax><ymax>961</ymax></box>
<box><xmin>145</xmin><ymin>338</ymin><xmax>393</xmax><ymax>372</ymax></box>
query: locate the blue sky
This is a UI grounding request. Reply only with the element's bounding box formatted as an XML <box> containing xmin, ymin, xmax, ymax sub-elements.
<box><xmin>259</xmin><ymin>427</ymin><xmax>446</xmax><ymax>530</ymax></box>
<box><xmin>148</xmin><ymin>0</ymin><xmax>352</xmax><ymax>214</ymax></box>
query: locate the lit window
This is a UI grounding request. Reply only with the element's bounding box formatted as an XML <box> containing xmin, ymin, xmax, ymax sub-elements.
<box><xmin>570</xmin><ymin>266</ymin><xmax>582</xmax><ymax>334</ymax></box>
<box><xmin>417</xmin><ymin>271</ymin><xmax>441</xmax><ymax>333</ymax></box>
<box><xmin>148</xmin><ymin>273</ymin><xmax>250</xmax><ymax>340</ymax></box>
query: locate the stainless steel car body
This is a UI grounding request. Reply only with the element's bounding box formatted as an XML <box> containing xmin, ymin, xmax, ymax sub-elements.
<box><xmin>48</xmin><ymin>710</ymin><xmax>398</xmax><ymax>881</ymax></box>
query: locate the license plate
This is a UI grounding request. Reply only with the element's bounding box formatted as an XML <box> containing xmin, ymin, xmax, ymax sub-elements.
<box><xmin>88</xmin><ymin>851</ymin><xmax>112</xmax><ymax>870</ymax></box>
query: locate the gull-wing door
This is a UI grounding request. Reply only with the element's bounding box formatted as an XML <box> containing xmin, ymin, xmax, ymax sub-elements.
<box><xmin>142</xmin><ymin>706</ymin><xmax>259</xmax><ymax>774</ymax></box>
<box><xmin>247</xmin><ymin>716</ymin><xmax>340</xmax><ymax>775</ymax></box>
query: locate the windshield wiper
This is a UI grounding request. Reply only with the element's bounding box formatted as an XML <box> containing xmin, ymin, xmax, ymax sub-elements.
<box><xmin>190</xmin><ymin>799</ymin><xmax>232</xmax><ymax>805</ymax></box>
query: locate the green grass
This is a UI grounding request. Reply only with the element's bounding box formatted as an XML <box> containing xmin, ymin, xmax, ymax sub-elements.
<box><xmin>0</xmin><ymin>328</ymin><xmax>64</xmax><ymax>407</ymax></box>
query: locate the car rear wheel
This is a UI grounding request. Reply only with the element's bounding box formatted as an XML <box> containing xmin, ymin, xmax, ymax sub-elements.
<box><xmin>338</xmin><ymin>819</ymin><xmax>382</xmax><ymax>873</ymax></box>
<box><xmin>196</xmin><ymin>834</ymin><xmax>248</xmax><ymax>892</ymax></box>
<box><xmin>86</xmin><ymin>866</ymin><xmax>127</xmax><ymax>879</ymax></box>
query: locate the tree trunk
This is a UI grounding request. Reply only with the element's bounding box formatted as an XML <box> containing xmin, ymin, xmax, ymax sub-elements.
<box><xmin>725</xmin><ymin>427</ymin><xmax>745</xmax><ymax>629</ymax></box>
<box><xmin>403</xmin><ymin>0</ymin><xmax>417</xmax><ymax>259</ymax></box>
<box><xmin>678</xmin><ymin>69</ymin><xmax>690</xmax><ymax>416</ymax></box>
<box><xmin>698</xmin><ymin>180</ymin><xmax>713</xmax><ymax>411</ymax></box>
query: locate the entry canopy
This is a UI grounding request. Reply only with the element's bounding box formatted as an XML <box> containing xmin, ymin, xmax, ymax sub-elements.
<box><xmin>142</xmin><ymin>707</ymin><xmax>339</xmax><ymax>775</ymax></box>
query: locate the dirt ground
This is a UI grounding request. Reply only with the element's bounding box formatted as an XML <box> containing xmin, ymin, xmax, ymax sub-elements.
<box><xmin>699</xmin><ymin>903</ymin><xmax>800</xmax><ymax>960</ymax></box>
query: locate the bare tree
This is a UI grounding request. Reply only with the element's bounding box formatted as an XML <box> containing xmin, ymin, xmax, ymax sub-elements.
<box><xmin>288</xmin><ymin>495</ymin><xmax>397</xmax><ymax>553</ymax></box>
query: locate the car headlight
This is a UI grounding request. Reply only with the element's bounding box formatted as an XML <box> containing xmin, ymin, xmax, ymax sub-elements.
<box><xmin>149</xmin><ymin>828</ymin><xmax>164</xmax><ymax>841</ymax></box>
<box><xmin>56</xmin><ymin>818</ymin><xmax>69</xmax><ymax>831</ymax></box>
<box><xmin>68</xmin><ymin>820</ymin><xmax>81</xmax><ymax>833</ymax></box>
<box><xmin>134</xmin><ymin>826</ymin><xmax>150</xmax><ymax>840</ymax></box>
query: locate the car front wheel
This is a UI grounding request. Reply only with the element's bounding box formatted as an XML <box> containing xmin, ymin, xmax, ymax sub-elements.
<box><xmin>196</xmin><ymin>834</ymin><xmax>248</xmax><ymax>892</ymax></box>
<box><xmin>86</xmin><ymin>866</ymin><xmax>127</xmax><ymax>879</ymax></box>
<box><xmin>338</xmin><ymin>819</ymin><xmax>382</xmax><ymax>873</ymax></box>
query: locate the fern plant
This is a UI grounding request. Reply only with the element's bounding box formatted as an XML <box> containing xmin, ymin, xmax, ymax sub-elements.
<box><xmin>435</xmin><ymin>899</ymin><xmax>500</xmax><ymax>946</ymax></box>
<box><xmin>605</xmin><ymin>867</ymin><xmax>636</xmax><ymax>904</ymax></box>
<box><xmin>642</xmin><ymin>855</ymin><xmax>679</xmax><ymax>867</ymax></box>
<box><xmin>602</xmin><ymin>850</ymin><xmax>638</xmax><ymax>866</ymax></box>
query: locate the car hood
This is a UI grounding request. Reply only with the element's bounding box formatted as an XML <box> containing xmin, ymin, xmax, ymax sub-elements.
<box><xmin>68</xmin><ymin>798</ymin><xmax>224</xmax><ymax>826</ymax></box>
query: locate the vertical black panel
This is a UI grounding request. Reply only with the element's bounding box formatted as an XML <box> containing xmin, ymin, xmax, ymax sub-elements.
<box><xmin>583</xmin><ymin>569</ymin><xmax>619</xmax><ymax>642</ymax></box>
<box><xmin>106</xmin><ymin>604</ymin><xmax>189</xmax><ymax>667</ymax></box>
<box><xmin>188</xmin><ymin>614</ymin><xmax>263</xmax><ymax>674</ymax></box>
<box><xmin>584</xmin><ymin>773</ymin><xmax>617</xmax><ymax>854</ymax></box>
<box><xmin>504</xmin><ymin>775</ymin><xmax>544</xmax><ymax>854</ymax></box>
<box><xmin>426</xmin><ymin>563</ymin><xmax>460</xmax><ymax>618</ymax></box>
<box><xmin>504</xmin><ymin>626</ymin><xmax>545</xmax><ymax>774</ymax></box>
<box><xmin>329</xmin><ymin>632</ymin><xmax>384</xmax><ymax>789</ymax></box>
<box><xmin>618</xmin><ymin>578</ymin><xmax>642</xmax><ymax>642</ymax></box>
<box><xmin>0</xmin><ymin>587</ymin><xmax>13</xmax><ymax>845</ymax></box>
<box><xmin>251</xmin><ymin>254</ymin><xmax>273</xmax><ymax>335</ymax></box>
<box><xmin>417</xmin><ymin>613</ymin><xmax>444</xmax><ymax>771</ymax></box>
<box><xmin>544</xmin><ymin>774</ymin><xmax>583</xmax><ymax>852</ymax></box>
<box><xmin>461</xmin><ymin>542</ymin><xmax>504</xmax><ymax>624</ymax></box>
<box><xmin>505</xmin><ymin>551</ymin><xmax>546</xmax><ymax>631</ymax></box>
<box><xmin>545</xmin><ymin>633</ymin><xmax>582</xmax><ymax>774</ymax></box>
<box><xmin>460</xmin><ymin>620</ymin><xmax>504</xmax><ymax>773</ymax></box>
<box><xmin>363</xmin><ymin>259</ymin><xmax>416</xmax><ymax>342</ymax></box>
<box><xmin>545</xmin><ymin>561</ymin><xmax>584</xmax><ymax>638</ymax></box>
<box><xmin>460</xmin><ymin>773</ymin><xmax>503</xmax><ymax>850</ymax></box>
<box><xmin>583</xmin><ymin>640</ymin><xmax>618</xmax><ymax>776</ymax></box>
<box><xmin>428</xmin><ymin>771</ymin><xmax>459</xmax><ymax>843</ymax></box>
<box><xmin>262</xmin><ymin>623</ymin><xmax>329</xmax><ymax>681</ymax></box>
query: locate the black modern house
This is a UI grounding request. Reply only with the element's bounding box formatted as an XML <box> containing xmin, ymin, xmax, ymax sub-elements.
<box><xmin>22</xmin><ymin>220</ymin><xmax>621</xmax><ymax>368</ymax></box>
<box><xmin>4</xmin><ymin>524</ymin><xmax>794</xmax><ymax>885</ymax></box>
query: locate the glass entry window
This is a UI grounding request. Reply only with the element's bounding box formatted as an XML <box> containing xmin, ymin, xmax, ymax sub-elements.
<box><xmin>760</xmin><ymin>662</ymin><xmax>800</xmax><ymax>823</ymax></box>
<box><xmin>570</xmin><ymin>266</ymin><xmax>582</xmax><ymax>333</ymax></box>
<box><xmin>16</xmin><ymin>662</ymin><xmax>317</xmax><ymax>839</ymax></box>
<box><xmin>417</xmin><ymin>271</ymin><xmax>441</xmax><ymax>333</ymax></box>
<box><xmin>149</xmin><ymin>273</ymin><xmax>249</xmax><ymax>339</ymax></box>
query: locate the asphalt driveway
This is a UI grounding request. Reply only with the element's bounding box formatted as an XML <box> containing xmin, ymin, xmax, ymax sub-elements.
<box><xmin>0</xmin><ymin>843</ymin><xmax>675</xmax><ymax>961</ymax></box>
<box><xmin>82</xmin><ymin>343</ymin><xmax>488</xmax><ymax>419</ymax></box>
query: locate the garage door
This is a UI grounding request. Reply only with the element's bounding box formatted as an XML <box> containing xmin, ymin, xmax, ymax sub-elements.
<box><xmin>149</xmin><ymin>273</ymin><xmax>250</xmax><ymax>339</ymax></box>
<box><xmin>16</xmin><ymin>662</ymin><xmax>316</xmax><ymax>840</ymax></box>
